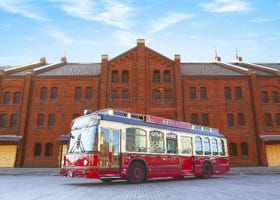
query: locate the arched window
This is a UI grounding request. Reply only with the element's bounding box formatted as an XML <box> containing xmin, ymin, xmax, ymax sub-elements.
<box><xmin>203</xmin><ymin>137</ymin><xmax>211</xmax><ymax>155</ymax></box>
<box><xmin>50</xmin><ymin>87</ymin><xmax>57</xmax><ymax>100</ymax></box>
<box><xmin>86</xmin><ymin>87</ymin><xmax>92</xmax><ymax>100</ymax></box>
<box><xmin>48</xmin><ymin>114</ymin><xmax>56</xmax><ymax>127</ymax></box>
<box><xmin>40</xmin><ymin>87</ymin><xmax>47</xmax><ymax>100</ymax></box>
<box><xmin>34</xmin><ymin>143</ymin><xmax>42</xmax><ymax>156</ymax></box>
<box><xmin>45</xmin><ymin>143</ymin><xmax>53</xmax><ymax>156</ymax></box>
<box><xmin>3</xmin><ymin>92</ymin><xmax>10</xmax><ymax>104</ymax></box>
<box><xmin>10</xmin><ymin>114</ymin><xmax>18</xmax><ymax>128</ymax></box>
<box><xmin>37</xmin><ymin>114</ymin><xmax>44</xmax><ymax>127</ymax></box>
<box><xmin>13</xmin><ymin>92</ymin><xmax>21</xmax><ymax>104</ymax></box>
<box><xmin>241</xmin><ymin>142</ymin><xmax>249</xmax><ymax>156</ymax></box>
<box><xmin>229</xmin><ymin>142</ymin><xmax>238</xmax><ymax>156</ymax></box>
<box><xmin>75</xmin><ymin>87</ymin><xmax>82</xmax><ymax>100</ymax></box>
<box><xmin>0</xmin><ymin>114</ymin><xmax>7</xmax><ymax>127</ymax></box>
<box><xmin>195</xmin><ymin>136</ymin><xmax>203</xmax><ymax>155</ymax></box>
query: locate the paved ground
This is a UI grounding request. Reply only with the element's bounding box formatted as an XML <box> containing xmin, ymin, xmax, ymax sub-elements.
<box><xmin>1</xmin><ymin>166</ymin><xmax>280</xmax><ymax>176</ymax></box>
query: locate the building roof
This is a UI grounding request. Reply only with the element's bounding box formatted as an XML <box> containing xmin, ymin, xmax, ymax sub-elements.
<box><xmin>181</xmin><ymin>63</ymin><xmax>247</xmax><ymax>76</ymax></box>
<box><xmin>37</xmin><ymin>63</ymin><xmax>101</xmax><ymax>76</ymax></box>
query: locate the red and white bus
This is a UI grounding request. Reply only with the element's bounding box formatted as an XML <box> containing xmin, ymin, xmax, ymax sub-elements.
<box><xmin>60</xmin><ymin>109</ymin><xmax>229</xmax><ymax>183</ymax></box>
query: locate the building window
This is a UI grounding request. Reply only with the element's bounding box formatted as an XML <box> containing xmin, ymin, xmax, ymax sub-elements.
<box><xmin>3</xmin><ymin>92</ymin><xmax>10</xmax><ymax>104</ymax></box>
<box><xmin>189</xmin><ymin>87</ymin><xmax>196</xmax><ymax>100</ymax></box>
<box><xmin>112</xmin><ymin>70</ymin><xmax>118</xmax><ymax>83</ymax></box>
<box><xmin>13</xmin><ymin>92</ymin><xmax>21</xmax><ymax>104</ymax></box>
<box><xmin>241</xmin><ymin>142</ymin><xmax>249</xmax><ymax>156</ymax></box>
<box><xmin>264</xmin><ymin>113</ymin><xmax>272</xmax><ymax>127</ymax></box>
<box><xmin>272</xmin><ymin>91</ymin><xmax>279</xmax><ymax>103</ymax></box>
<box><xmin>201</xmin><ymin>113</ymin><xmax>209</xmax><ymax>126</ymax></box>
<box><xmin>229</xmin><ymin>142</ymin><xmax>238</xmax><ymax>156</ymax></box>
<box><xmin>191</xmin><ymin>113</ymin><xmax>198</xmax><ymax>124</ymax></box>
<box><xmin>227</xmin><ymin>113</ymin><xmax>234</xmax><ymax>127</ymax></box>
<box><xmin>153</xmin><ymin>89</ymin><xmax>161</xmax><ymax>100</ymax></box>
<box><xmin>276</xmin><ymin>113</ymin><xmax>280</xmax><ymax>127</ymax></box>
<box><xmin>235</xmin><ymin>87</ymin><xmax>242</xmax><ymax>100</ymax></box>
<box><xmin>48</xmin><ymin>114</ymin><xmax>56</xmax><ymax>127</ymax></box>
<box><xmin>10</xmin><ymin>114</ymin><xmax>18</xmax><ymax>128</ymax></box>
<box><xmin>50</xmin><ymin>87</ymin><xmax>57</xmax><ymax>100</ymax></box>
<box><xmin>86</xmin><ymin>87</ymin><xmax>92</xmax><ymax>100</ymax></box>
<box><xmin>75</xmin><ymin>87</ymin><xmax>82</xmax><ymax>100</ymax></box>
<box><xmin>164</xmin><ymin>90</ymin><xmax>171</xmax><ymax>100</ymax></box>
<box><xmin>261</xmin><ymin>91</ymin><xmax>268</xmax><ymax>103</ymax></box>
<box><xmin>34</xmin><ymin>143</ymin><xmax>42</xmax><ymax>156</ymax></box>
<box><xmin>111</xmin><ymin>90</ymin><xmax>118</xmax><ymax>100</ymax></box>
<box><xmin>37</xmin><ymin>114</ymin><xmax>44</xmax><ymax>127</ymax></box>
<box><xmin>40</xmin><ymin>87</ymin><xmax>47</xmax><ymax>100</ymax></box>
<box><xmin>164</xmin><ymin>70</ymin><xmax>171</xmax><ymax>83</ymax></box>
<box><xmin>0</xmin><ymin>114</ymin><xmax>7</xmax><ymax>127</ymax></box>
<box><xmin>200</xmin><ymin>87</ymin><xmax>207</xmax><ymax>100</ymax></box>
<box><xmin>238</xmin><ymin>113</ymin><xmax>245</xmax><ymax>126</ymax></box>
<box><xmin>122</xmin><ymin>70</ymin><xmax>129</xmax><ymax>83</ymax></box>
<box><xmin>122</xmin><ymin>90</ymin><xmax>129</xmax><ymax>100</ymax></box>
<box><xmin>224</xmin><ymin>87</ymin><xmax>231</xmax><ymax>100</ymax></box>
<box><xmin>153</xmin><ymin>70</ymin><xmax>160</xmax><ymax>83</ymax></box>
<box><xmin>45</xmin><ymin>143</ymin><xmax>53</xmax><ymax>156</ymax></box>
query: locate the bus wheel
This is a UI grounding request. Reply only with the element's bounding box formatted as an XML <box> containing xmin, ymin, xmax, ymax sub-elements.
<box><xmin>128</xmin><ymin>161</ymin><xmax>146</xmax><ymax>184</ymax></box>
<box><xmin>201</xmin><ymin>162</ymin><xmax>212</xmax><ymax>179</ymax></box>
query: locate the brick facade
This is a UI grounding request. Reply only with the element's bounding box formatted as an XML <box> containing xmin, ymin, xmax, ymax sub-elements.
<box><xmin>0</xmin><ymin>39</ymin><xmax>280</xmax><ymax>167</ymax></box>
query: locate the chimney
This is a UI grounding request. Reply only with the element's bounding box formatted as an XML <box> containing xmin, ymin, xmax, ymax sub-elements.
<box><xmin>137</xmin><ymin>39</ymin><xmax>145</xmax><ymax>45</ymax></box>
<box><xmin>102</xmin><ymin>54</ymin><xmax>108</xmax><ymax>61</ymax></box>
<box><xmin>235</xmin><ymin>56</ymin><xmax>243</xmax><ymax>63</ymax></box>
<box><xmin>215</xmin><ymin>56</ymin><xmax>221</xmax><ymax>62</ymax></box>
<box><xmin>40</xmin><ymin>57</ymin><xmax>46</xmax><ymax>64</ymax></box>
<box><xmin>60</xmin><ymin>56</ymin><xmax>67</xmax><ymax>63</ymax></box>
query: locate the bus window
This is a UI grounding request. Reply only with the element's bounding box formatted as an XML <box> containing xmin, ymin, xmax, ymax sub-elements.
<box><xmin>181</xmin><ymin>136</ymin><xmax>192</xmax><ymax>154</ymax></box>
<box><xmin>219</xmin><ymin>139</ymin><xmax>226</xmax><ymax>156</ymax></box>
<box><xmin>166</xmin><ymin>133</ymin><xmax>177</xmax><ymax>153</ymax></box>
<box><xmin>126</xmin><ymin>128</ymin><xmax>147</xmax><ymax>152</ymax></box>
<box><xmin>211</xmin><ymin>138</ymin><xmax>218</xmax><ymax>155</ymax></box>
<box><xmin>195</xmin><ymin>136</ymin><xmax>203</xmax><ymax>155</ymax></box>
<box><xmin>203</xmin><ymin>137</ymin><xmax>211</xmax><ymax>155</ymax></box>
<box><xmin>149</xmin><ymin>131</ymin><xmax>165</xmax><ymax>153</ymax></box>
<box><xmin>100</xmin><ymin>128</ymin><xmax>110</xmax><ymax>168</ymax></box>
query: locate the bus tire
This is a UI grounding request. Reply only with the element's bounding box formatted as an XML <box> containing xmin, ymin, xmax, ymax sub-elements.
<box><xmin>128</xmin><ymin>161</ymin><xmax>146</xmax><ymax>184</ymax></box>
<box><xmin>200</xmin><ymin>162</ymin><xmax>212</xmax><ymax>179</ymax></box>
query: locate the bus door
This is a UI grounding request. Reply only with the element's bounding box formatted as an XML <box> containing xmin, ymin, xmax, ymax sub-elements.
<box><xmin>99</xmin><ymin>128</ymin><xmax>121</xmax><ymax>173</ymax></box>
<box><xmin>180</xmin><ymin>136</ymin><xmax>194</xmax><ymax>175</ymax></box>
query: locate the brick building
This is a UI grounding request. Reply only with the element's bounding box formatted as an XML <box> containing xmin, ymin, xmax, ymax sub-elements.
<box><xmin>0</xmin><ymin>39</ymin><xmax>279</xmax><ymax>167</ymax></box>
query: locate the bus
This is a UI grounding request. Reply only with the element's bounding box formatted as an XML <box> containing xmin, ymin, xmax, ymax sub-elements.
<box><xmin>60</xmin><ymin>109</ymin><xmax>229</xmax><ymax>183</ymax></box>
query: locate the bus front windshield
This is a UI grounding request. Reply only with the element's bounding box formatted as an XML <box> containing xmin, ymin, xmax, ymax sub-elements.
<box><xmin>68</xmin><ymin>116</ymin><xmax>98</xmax><ymax>153</ymax></box>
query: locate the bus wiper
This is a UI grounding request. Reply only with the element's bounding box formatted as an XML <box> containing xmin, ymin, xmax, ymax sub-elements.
<box><xmin>69</xmin><ymin>134</ymin><xmax>85</xmax><ymax>153</ymax></box>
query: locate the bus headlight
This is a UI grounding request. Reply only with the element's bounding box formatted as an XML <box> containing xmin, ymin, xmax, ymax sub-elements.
<box><xmin>83</xmin><ymin>159</ymin><xmax>88</xmax><ymax>166</ymax></box>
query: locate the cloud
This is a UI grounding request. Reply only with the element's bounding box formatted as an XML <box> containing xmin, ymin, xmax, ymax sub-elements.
<box><xmin>150</xmin><ymin>12</ymin><xmax>194</xmax><ymax>33</ymax></box>
<box><xmin>51</xmin><ymin>0</ymin><xmax>134</xmax><ymax>29</ymax></box>
<box><xmin>44</xmin><ymin>25</ymin><xmax>73</xmax><ymax>44</ymax></box>
<box><xmin>199</xmin><ymin>0</ymin><xmax>250</xmax><ymax>13</ymax></box>
<box><xmin>0</xmin><ymin>0</ymin><xmax>47</xmax><ymax>21</ymax></box>
<box><xmin>249</xmin><ymin>17</ymin><xmax>280</xmax><ymax>23</ymax></box>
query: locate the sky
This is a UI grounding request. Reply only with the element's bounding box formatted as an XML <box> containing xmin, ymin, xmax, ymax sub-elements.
<box><xmin>0</xmin><ymin>0</ymin><xmax>280</xmax><ymax>65</ymax></box>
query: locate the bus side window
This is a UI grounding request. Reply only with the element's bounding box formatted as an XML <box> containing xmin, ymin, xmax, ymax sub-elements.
<box><xmin>166</xmin><ymin>133</ymin><xmax>177</xmax><ymax>153</ymax></box>
<box><xmin>181</xmin><ymin>136</ymin><xmax>192</xmax><ymax>154</ymax></box>
<box><xmin>149</xmin><ymin>131</ymin><xmax>165</xmax><ymax>153</ymax></box>
<box><xmin>126</xmin><ymin>128</ymin><xmax>147</xmax><ymax>152</ymax></box>
<box><xmin>211</xmin><ymin>138</ymin><xmax>218</xmax><ymax>155</ymax></box>
<box><xmin>219</xmin><ymin>139</ymin><xmax>226</xmax><ymax>156</ymax></box>
<box><xmin>203</xmin><ymin>137</ymin><xmax>211</xmax><ymax>155</ymax></box>
<box><xmin>195</xmin><ymin>136</ymin><xmax>203</xmax><ymax>155</ymax></box>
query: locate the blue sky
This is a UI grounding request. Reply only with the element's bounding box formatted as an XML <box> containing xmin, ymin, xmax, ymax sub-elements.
<box><xmin>0</xmin><ymin>0</ymin><xmax>280</xmax><ymax>65</ymax></box>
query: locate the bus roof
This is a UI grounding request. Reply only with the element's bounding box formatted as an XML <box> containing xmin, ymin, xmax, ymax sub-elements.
<box><xmin>84</xmin><ymin>109</ymin><xmax>226</xmax><ymax>138</ymax></box>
